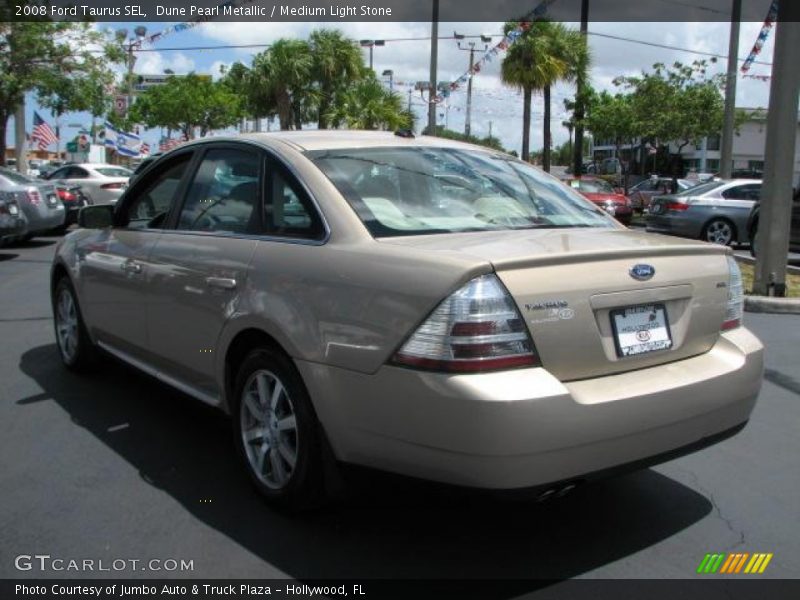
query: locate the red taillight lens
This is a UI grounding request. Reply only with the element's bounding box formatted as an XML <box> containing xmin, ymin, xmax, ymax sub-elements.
<box><xmin>665</xmin><ymin>202</ymin><xmax>689</xmax><ymax>211</ymax></box>
<box><xmin>26</xmin><ymin>189</ymin><xmax>42</xmax><ymax>205</ymax></box>
<box><xmin>58</xmin><ymin>189</ymin><xmax>76</xmax><ymax>202</ymax></box>
<box><xmin>100</xmin><ymin>182</ymin><xmax>125</xmax><ymax>190</ymax></box>
<box><xmin>392</xmin><ymin>274</ymin><xmax>539</xmax><ymax>373</ymax></box>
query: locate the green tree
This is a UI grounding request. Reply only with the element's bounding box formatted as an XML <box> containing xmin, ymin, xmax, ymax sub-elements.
<box><xmin>584</xmin><ymin>90</ymin><xmax>639</xmax><ymax>185</ymax></box>
<box><xmin>248</xmin><ymin>39</ymin><xmax>314</xmax><ymax>130</ymax></box>
<box><xmin>130</xmin><ymin>74</ymin><xmax>243</xmax><ymax>139</ymax></box>
<box><xmin>309</xmin><ymin>29</ymin><xmax>364</xmax><ymax>129</ymax></box>
<box><xmin>0</xmin><ymin>19</ymin><xmax>122</xmax><ymax>165</ymax></box>
<box><xmin>501</xmin><ymin>20</ymin><xmax>588</xmax><ymax>168</ymax></box>
<box><xmin>614</xmin><ymin>60</ymin><xmax>729</xmax><ymax>170</ymax></box>
<box><xmin>325</xmin><ymin>74</ymin><xmax>410</xmax><ymax>130</ymax></box>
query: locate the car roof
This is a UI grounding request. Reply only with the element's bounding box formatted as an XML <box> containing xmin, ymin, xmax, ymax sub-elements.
<box><xmin>180</xmin><ymin>130</ymin><xmax>500</xmax><ymax>154</ymax></box>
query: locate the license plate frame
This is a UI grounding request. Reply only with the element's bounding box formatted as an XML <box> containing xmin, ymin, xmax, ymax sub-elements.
<box><xmin>610</xmin><ymin>303</ymin><xmax>673</xmax><ymax>358</ymax></box>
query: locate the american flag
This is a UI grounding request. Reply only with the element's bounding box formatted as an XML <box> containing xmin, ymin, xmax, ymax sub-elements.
<box><xmin>158</xmin><ymin>134</ymin><xmax>186</xmax><ymax>153</ymax></box>
<box><xmin>30</xmin><ymin>112</ymin><xmax>58</xmax><ymax>151</ymax></box>
<box><xmin>140</xmin><ymin>142</ymin><xmax>150</xmax><ymax>156</ymax></box>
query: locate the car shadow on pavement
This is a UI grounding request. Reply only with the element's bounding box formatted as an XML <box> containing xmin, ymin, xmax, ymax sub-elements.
<box><xmin>7</xmin><ymin>239</ymin><xmax>56</xmax><ymax>249</ymax></box>
<box><xmin>19</xmin><ymin>344</ymin><xmax>713</xmax><ymax>586</ymax></box>
<box><xmin>0</xmin><ymin>252</ymin><xmax>19</xmax><ymax>261</ymax></box>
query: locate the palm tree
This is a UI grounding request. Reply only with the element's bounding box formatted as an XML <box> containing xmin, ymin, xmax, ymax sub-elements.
<box><xmin>249</xmin><ymin>39</ymin><xmax>313</xmax><ymax>130</ymax></box>
<box><xmin>309</xmin><ymin>29</ymin><xmax>364</xmax><ymax>129</ymax></box>
<box><xmin>325</xmin><ymin>76</ymin><xmax>410</xmax><ymax>130</ymax></box>
<box><xmin>501</xmin><ymin>20</ymin><xmax>589</xmax><ymax>169</ymax></box>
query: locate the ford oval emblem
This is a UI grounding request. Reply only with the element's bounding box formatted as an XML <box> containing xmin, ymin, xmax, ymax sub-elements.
<box><xmin>629</xmin><ymin>264</ymin><xmax>655</xmax><ymax>281</ymax></box>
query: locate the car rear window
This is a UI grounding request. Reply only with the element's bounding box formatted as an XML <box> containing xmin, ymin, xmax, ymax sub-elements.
<box><xmin>568</xmin><ymin>179</ymin><xmax>614</xmax><ymax>194</ymax></box>
<box><xmin>95</xmin><ymin>167</ymin><xmax>133</xmax><ymax>177</ymax></box>
<box><xmin>676</xmin><ymin>181</ymin><xmax>724</xmax><ymax>196</ymax></box>
<box><xmin>310</xmin><ymin>147</ymin><xmax>612</xmax><ymax>237</ymax></box>
<box><xmin>0</xmin><ymin>168</ymin><xmax>36</xmax><ymax>185</ymax></box>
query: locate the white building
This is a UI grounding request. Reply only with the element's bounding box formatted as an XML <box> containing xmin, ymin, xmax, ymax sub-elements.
<box><xmin>591</xmin><ymin>108</ymin><xmax>800</xmax><ymax>186</ymax></box>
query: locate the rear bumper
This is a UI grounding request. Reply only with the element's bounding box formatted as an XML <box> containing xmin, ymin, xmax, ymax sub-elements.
<box><xmin>646</xmin><ymin>214</ymin><xmax>700</xmax><ymax>238</ymax></box>
<box><xmin>298</xmin><ymin>327</ymin><xmax>763</xmax><ymax>489</ymax></box>
<box><xmin>25</xmin><ymin>206</ymin><xmax>65</xmax><ymax>234</ymax></box>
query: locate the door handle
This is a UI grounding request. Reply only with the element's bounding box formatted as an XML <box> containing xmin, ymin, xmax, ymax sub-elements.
<box><xmin>121</xmin><ymin>261</ymin><xmax>143</xmax><ymax>274</ymax></box>
<box><xmin>205</xmin><ymin>277</ymin><xmax>237</xmax><ymax>290</ymax></box>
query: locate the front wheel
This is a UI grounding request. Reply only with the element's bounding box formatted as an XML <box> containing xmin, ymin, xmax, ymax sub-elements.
<box><xmin>53</xmin><ymin>277</ymin><xmax>98</xmax><ymax>371</ymax></box>
<box><xmin>232</xmin><ymin>347</ymin><xmax>325</xmax><ymax>510</ymax></box>
<box><xmin>702</xmin><ymin>218</ymin><xmax>735</xmax><ymax>246</ymax></box>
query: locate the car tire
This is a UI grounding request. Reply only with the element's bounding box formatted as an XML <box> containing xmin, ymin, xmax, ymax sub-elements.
<box><xmin>232</xmin><ymin>347</ymin><xmax>325</xmax><ymax>511</ymax></box>
<box><xmin>52</xmin><ymin>277</ymin><xmax>98</xmax><ymax>372</ymax></box>
<box><xmin>749</xmin><ymin>220</ymin><xmax>759</xmax><ymax>257</ymax></box>
<box><xmin>702</xmin><ymin>218</ymin><xmax>736</xmax><ymax>246</ymax></box>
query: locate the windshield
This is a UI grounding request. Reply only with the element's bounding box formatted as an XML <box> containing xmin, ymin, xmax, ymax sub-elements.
<box><xmin>95</xmin><ymin>167</ymin><xmax>132</xmax><ymax>178</ymax></box>
<box><xmin>676</xmin><ymin>180</ymin><xmax>724</xmax><ymax>197</ymax></box>
<box><xmin>310</xmin><ymin>147</ymin><xmax>613</xmax><ymax>237</ymax></box>
<box><xmin>568</xmin><ymin>178</ymin><xmax>614</xmax><ymax>194</ymax></box>
<box><xmin>0</xmin><ymin>167</ymin><xmax>36</xmax><ymax>185</ymax></box>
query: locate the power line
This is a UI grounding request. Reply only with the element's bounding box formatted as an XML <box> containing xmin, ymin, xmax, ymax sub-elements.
<box><xmin>587</xmin><ymin>31</ymin><xmax>773</xmax><ymax>67</ymax></box>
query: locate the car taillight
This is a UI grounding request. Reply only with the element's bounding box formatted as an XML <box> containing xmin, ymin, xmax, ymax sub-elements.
<box><xmin>26</xmin><ymin>189</ymin><xmax>41</xmax><ymax>204</ymax></box>
<box><xmin>58</xmin><ymin>189</ymin><xmax>76</xmax><ymax>202</ymax></box>
<box><xmin>665</xmin><ymin>201</ymin><xmax>689</xmax><ymax>211</ymax></box>
<box><xmin>392</xmin><ymin>274</ymin><xmax>539</xmax><ymax>373</ymax></box>
<box><xmin>722</xmin><ymin>256</ymin><xmax>744</xmax><ymax>331</ymax></box>
<box><xmin>101</xmin><ymin>182</ymin><xmax>125</xmax><ymax>190</ymax></box>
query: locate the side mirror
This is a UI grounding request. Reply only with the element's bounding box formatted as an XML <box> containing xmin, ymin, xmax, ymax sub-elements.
<box><xmin>78</xmin><ymin>204</ymin><xmax>114</xmax><ymax>229</ymax></box>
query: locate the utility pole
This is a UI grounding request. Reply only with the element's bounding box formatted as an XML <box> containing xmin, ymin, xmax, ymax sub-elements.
<box><xmin>572</xmin><ymin>0</ymin><xmax>589</xmax><ymax>176</ymax></box>
<box><xmin>14</xmin><ymin>102</ymin><xmax>27</xmax><ymax>175</ymax></box>
<box><xmin>753</xmin><ymin>11</ymin><xmax>800</xmax><ymax>297</ymax></box>
<box><xmin>427</xmin><ymin>0</ymin><xmax>439</xmax><ymax>135</ymax></box>
<box><xmin>720</xmin><ymin>0</ymin><xmax>741</xmax><ymax>179</ymax></box>
<box><xmin>454</xmin><ymin>33</ymin><xmax>491</xmax><ymax>138</ymax></box>
<box><xmin>489</xmin><ymin>121</ymin><xmax>493</xmax><ymax>139</ymax></box>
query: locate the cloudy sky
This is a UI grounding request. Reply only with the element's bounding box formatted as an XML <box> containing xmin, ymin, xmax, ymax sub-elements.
<box><xmin>13</xmin><ymin>19</ymin><xmax>778</xmax><ymax>157</ymax></box>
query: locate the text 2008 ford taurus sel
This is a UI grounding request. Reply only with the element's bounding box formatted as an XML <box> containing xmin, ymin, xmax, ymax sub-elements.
<box><xmin>51</xmin><ymin>131</ymin><xmax>763</xmax><ymax>508</ymax></box>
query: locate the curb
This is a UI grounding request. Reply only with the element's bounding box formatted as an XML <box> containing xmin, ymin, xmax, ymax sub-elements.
<box><xmin>744</xmin><ymin>295</ymin><xmax>800</xmax><ymax>314</ymax></box>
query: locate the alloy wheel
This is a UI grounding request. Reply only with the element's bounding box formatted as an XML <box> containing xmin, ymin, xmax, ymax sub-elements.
<box><xmin>240</xmin><ymin>369</ymin><xmax>299</xmax><ymax>490</ymax></box>
<box><xmin>55</xmin><ymin>288</ymin><xmax>79</xmax><ymax>363</ymax></box>
<box><xmin>705</xmin><ymin>220</ymin><xmax>734</xmax><ymax>245</ymax></box>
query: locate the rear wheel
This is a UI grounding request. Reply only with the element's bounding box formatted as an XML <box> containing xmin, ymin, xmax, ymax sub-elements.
<box><xmin>232</xmin><ymin>347</ymin><xmax>325</xmax><ymax>510</ymax></box>
<box><xmin>53</xmin><ymin>277</ymin><xmax>98</xmax><ymax>371</ymax></box>
<box><xmin>702</xmin><ymin>218</ymin><xmax>736</xmax><ymax>246</ymax></box>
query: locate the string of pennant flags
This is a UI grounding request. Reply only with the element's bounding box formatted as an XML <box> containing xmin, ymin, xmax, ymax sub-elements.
<box><xmin>430</xmin><ymin>0</ymin><xmax>560</xmax><ymax>104</ymax></box>
<box><xmin>739</xmin><ymin>0</ymin><xmax>777</xmax><ymax>81</ymax></box>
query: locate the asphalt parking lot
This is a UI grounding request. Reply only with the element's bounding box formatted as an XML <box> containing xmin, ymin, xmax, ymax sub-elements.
<box><xmin>1</xmin><ymin>234</ymin><xmax>798</xmax><ymax>585</ymax></box>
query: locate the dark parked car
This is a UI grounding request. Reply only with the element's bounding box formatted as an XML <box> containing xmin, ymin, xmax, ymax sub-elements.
<box><xmin>747</xmin><ymin>188</ymin><xmax>800</xmax><ymax>257</ymax></box>
<box><xmin>55</xmin><ymin>184</ymin><xmax>90</xmax><ymax>229</ymax></box>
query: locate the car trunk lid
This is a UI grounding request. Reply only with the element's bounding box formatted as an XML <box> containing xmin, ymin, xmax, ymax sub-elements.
<box><xmin>381</xmin><ymin>228</ymin><xmax>731</xmax><ymax>380</ymax></box>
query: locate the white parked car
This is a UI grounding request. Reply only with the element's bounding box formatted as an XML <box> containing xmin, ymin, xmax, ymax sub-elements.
<box><xmin>45</xmin><ymin>163</ymin><xmax>132</xmax><ymax>205</ymax></box>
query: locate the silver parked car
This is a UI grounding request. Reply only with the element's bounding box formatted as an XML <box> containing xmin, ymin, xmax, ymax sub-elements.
<box><xmin>45</xmin><ymin>163</ymin><xmax>132</xmax><ymax>205</ymax></box>
<box><xmin>0</xmin><ymin>192</ymin><xmax>27</xmax><ymax>246</ymax></box>
<box><xmin>51</xmin><ymin>132</ymin><xmax>763</xmax><ymax>508</ymax></box>
<box><xmin>646</xmin><ymin>179</ymin><xmax>761</xmax><ymax>246</ymax></box>
<box><xmin>0</xmin><ymin>167</ymin><xmax>65</xmax><ymax>240</ymax></box>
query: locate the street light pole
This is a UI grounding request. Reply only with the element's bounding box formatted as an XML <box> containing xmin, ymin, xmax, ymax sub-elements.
<box><xmin>719</xmin><ymin>0</ymin><xmax>741</xmax><ymax>180</ymax></box>
<box><xmin>455</xmin><ymin>33</ymin><xmax>491</xmax><ymax>139</ymax></box>
<box><xmin>753</xmin><ymin>12</ymin><xmax>800</xmax><ymax>297</ymax></box>
<box><xmin>427</xmin><ymin>0</ymin><xmax>439</xmax><ymax>135</ymax></box>
<box><xmin>572</xmin><ymin>0</ymin><xmax>589</xmax><ymax>176</ymax></box>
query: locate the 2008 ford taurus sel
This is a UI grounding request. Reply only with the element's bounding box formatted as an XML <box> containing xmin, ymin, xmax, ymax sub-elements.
<box><xmin>51</xmin><ymin>131</ymin><xmax>764</xmax><ymax>508</ymax></box>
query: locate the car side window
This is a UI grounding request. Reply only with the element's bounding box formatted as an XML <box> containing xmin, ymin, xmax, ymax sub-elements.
<box><xmin>722</xmin><ymin>184</ymin><xmax>760</xmax><ymax>201</ymax></box>
<box><xmin>67</xmin><ymin>167</ymin><xmax>89</xmax><ymax>179</ymax></box>
<box><xmin>264</xmin><ymin>166</ymin><xmax>325</xmax><ymax>240</ymax></box>
<box><xmin>121</xmin><ymin>154</ymin><xmax>192</xmax><ymax>230</ymax></box>
<box><xmin>177</xmin><ymin>148</ymin><xmax>261</xmax><ymax>234</ymax></box>
<box><xmin>50</xmin><ymin>167</ymin><xmax>70</xmax><ymax>179</ymax></box>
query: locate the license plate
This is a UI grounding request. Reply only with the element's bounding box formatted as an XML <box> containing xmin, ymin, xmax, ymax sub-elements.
<box><xmin>47</xmin><ymin>194</ymin><xmax>58</xmax><ymax>206</ymax></box>
<box><xmin>610</xmin><ymin>304</ymin><xmax>673</xmax><ymax>357</ymax></box>
<box><xmin>9</xmin><ymin>204</ymin><xmax>18</xmax><ymax>215</ymax></box>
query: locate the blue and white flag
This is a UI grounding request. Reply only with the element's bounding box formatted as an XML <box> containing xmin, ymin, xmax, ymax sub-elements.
<box><xmin>104</xmin><ymin>122</ymin><xmax>142</xmax><ymax>157</ymax></box>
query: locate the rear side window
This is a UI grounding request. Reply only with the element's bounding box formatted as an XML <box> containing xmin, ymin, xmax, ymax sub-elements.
<box><xmin>122</xmin><ymin>154</ymin><xmax>192</xmax><ymax>229</ymax></box>
<box><xmin>722</xmin><ymin>184</ymin><xmax>761</xmax><ymax>201</ymax></box>
<box><xmin>263</xmin><ymin>166</ymin><xmax>325</xmax><ymax>240</ymax></box>
<box><xmin>177</xmin><ymin>148</ymin><xmax>261</xmax><ymax>234</ymax></box>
